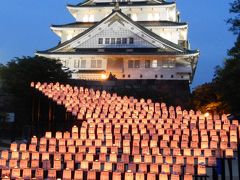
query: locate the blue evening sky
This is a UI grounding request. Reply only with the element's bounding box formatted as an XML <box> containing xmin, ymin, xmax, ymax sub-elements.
<box><xmin>0</xmin><ymin>0</ymin><xmax>236</xmax><ymax>88</ymax></box>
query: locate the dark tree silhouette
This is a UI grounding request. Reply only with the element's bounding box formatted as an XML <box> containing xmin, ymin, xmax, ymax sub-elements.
<box><xmin>0</xmin><ymin>56</ymin><xmax>71</xmax><ymax>134</ymax></box>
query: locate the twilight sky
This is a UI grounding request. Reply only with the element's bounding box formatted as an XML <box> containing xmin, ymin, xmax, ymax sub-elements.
<box><xmin>0</xmin><ymin>0</ymin><xmax>236</xmax><ymax>89</ymax></box>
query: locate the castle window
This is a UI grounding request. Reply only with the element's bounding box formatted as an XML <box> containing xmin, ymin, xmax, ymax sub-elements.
<box><xmin>154</xmin><ymin>13</ymin><xmax>160</xmax><ymax>20</ymax></box>
<box><xmin>61</xmin><ymin>60</ymin><xmax>68</xmax><ymax>67</ymax></box>
<box><xmin>67</xmin><ymin>34</ymin><xmax>72</xmax><ymax>41</ymax></box>
<box><xmin>132</xmin><ymin>14</ymin><xmax>137</xmax><ymax>21</ymax></box>
<box><xmin>151</xmin><ymin>60</ymin><xmax>158</xmax><ymax>68</ymax></box>
<box><xmin>116</xmin><ymin>38</ymin><xmax>121</xmax><ymax>44</ymax></box>
<box><xmin>83</xmin><ymin>15</ymin><xmax>88</xmax><ymax>22</ymax></box>
<box><xmin>148</xmin><ymin>13</ymin><xmax>153</xmax><ymax>20</ymax></box>
<box><xmin>111</xmin><ymin>38</ymin><xmax>115</xmax><ymax>44</ymax></box>
<box><xmin>128</xmin><ymin>74</ymin><xmax>131</xmax><ymax>78</ymax></box>
<box><xmin>155</xmin><ymin>75</ymin><xmax>158</xmax><ymax>78</ymax></box>
<box><xmin>140</xmin><ymin>74</ymin><xmax>143</xmax><ymax>78</ymax></box>
<box><xmin>91</xmin><ymin>60</ymin><xmax>97</xmax><ymax>68</ymax></box>
<box><xmin>80</xmin><ymin>60</ymin><xmax>86</xmax><ymax>68</ymax></box>
<box><xmin>122</xmin><ymin>38</ymin><xmax>127</xmax><ymax>44</ymax></box>
<box><xmin>98</xmin><ymin>38</ymin><xmax>103</xmax><ymax>44</ymax></box>
<box><xmin>145</xmin><ymin>60</ymin><xmax>150</xmax><ymax>68</ymax></box>
<box><xmin>128</xmin><ymin>60</ymin><xmax>134</xmax><ymax>68</ymax></box>
<box><xmin>74</xmin><ymin>60</ymin><xmax>80</xmax><ymax>68</ymax></box>
<box><xmin>162</xmin><ymin>61</ymin><xmax>169</xmax><ymax>68</ymax></box>
<box><xmin>134</xmin><ymin>60</ymin><xmax>140</xmax><ymax>68</ymax></box>
<box><xmin>105</xmin><ymin>38</ymin><xmax>110</xmax><ymax>44</ymax></box>
<box><xmin>129</xmin><ymin>38</ymin><xmax>134</xmax><ymax>44</ymax></box>
<box><xmin>97</xmin><ymin>60</ymin><xmax>102</xmax><ymax>68</ymax></box>
<box><xmin>168</xmin><ymin>60</ymin><xmax>175</xmax><ymax>68</ymax></box>
<box><xmin>89</xmin><ymin>14</ymin><xmax>94</xmax><ymax>22</ymax></box>
<box><xmin>157</xmin><ymin>60</ymin><xmax>162</xmax><ymax>67</ymax></box>
<box><xmin>128</xmin><ymin>60</ymin><xmax>139</xmax><ymax>68</ymax></box>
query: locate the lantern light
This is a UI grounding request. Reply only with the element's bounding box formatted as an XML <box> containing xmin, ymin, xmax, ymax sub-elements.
<box><xmin>204</xmin><ymin>112</ymin><xmax>210</xmax><ymax>118</ymax></box>
<box><xmin>101</xmin><ymin>73</ymin><xmax>107</xmax><ymax>80</ymax></box>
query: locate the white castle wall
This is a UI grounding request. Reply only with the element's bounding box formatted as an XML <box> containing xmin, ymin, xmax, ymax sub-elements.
<box><xmin>69</xmin><ymin>5</ymin><xmax>177</xmax><ymax>22</ymax></box>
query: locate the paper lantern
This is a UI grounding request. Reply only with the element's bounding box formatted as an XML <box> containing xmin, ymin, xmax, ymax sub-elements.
<box><xmin>40</xmin><ymin>138</ymin><xmax>47</xmax><ymax>145</ymax></box>
<box><xmin>80</xmin><ymin>160</ymin><xmax>89</xmax><ymax>170</ymax></box>
<box><xmin>208</xmin><ymin>157</ymin><xmax>216</xmax><ymax>166</ymax></box>
<box><xmin>31</xmin><ymin>159</ymin><xmax>39</xmax><ymax>169</ymax></box>
<box><xmin>19</xmin><ymin>144</ymin><xmax>26</xmax><ymax>152</ymax></box>
<box><xmin>10</xmin><ymin>143</ymin><xmax>18</xmax><ymax>152</ymax></box>
<box><xmin>63</xmin><ymin>169</ymin><xmax>72</xmax><ymax>179</ymax></box>
<box><xmin>185</xmin><ymin>165</ymin><xmax>194</xmax><ymax>175</ymax></box>
<box><xmin>104</xmin><ymin>162</ymin><xmax>112</xmax><ymax>171</ymax></box>
<box><xmin>28</xmin><ymin>144</ymin><xmax>36</xmax><ymax>152</ymax></box>
<box><xmin>42</xmin><ymin>160</ymin><xmax>51</xmax><ymax>170</ymax></box>
<box><xmin>11</xmin><ymin>151</ymin><xmax>19</xmax><ymax>160</ymax></box>
<box><xmin>39</xmin><ymin>145</ymin><xmax>47</xmax><ymax>152</ymax></box>
<box><xmin>175</xmin><ymin>156</ymin><xmax>184</xmax><ymax>165</ymax></box>
<box><xmin>22</xmin><ymin>168</ymin><xmax>31</xmax><ymax>179</ymax></box>
<box><xmin>125</xmin><ymin>171</ymin><xmax>134</xmax><ymax>180</ymax></box>
<box><xmin>159</xmin><ymin>173</ymin><xmax>168</xmax><ymax>180</ymax></box>
<box><xmin>197</xmin><ymin>165</ymin><xmax>206</xmax><ymax>175</ymax></box>
<box><xmin>53</xmin><ymin>160</ymin><xmax>61</xmax><ymax>170</ymax></box>
<box><xmin>74</xmin><ymin>169</ymin><xmax>83</xmax><ymax>180</ymax></box>
<box><xmin>161</xmin><ymin>164</ymin><xmax>170</xmax><ymax>174</ymax></box>
<box><xmin>11</xmin><ymin>168</ymin><xmax>20</xmax><ymax>179</ymax></box>
<box><xmin>42</xmin><ymin>152</ymin><xmax>49</xmax><ymax>161</ymax></box>
<box><xmin>184</xmin><ymin>174</ymin><xmax>193</xmax><ymax>180</ymax></box>
<box><xmin>2</xmin><ymin>169</ymin><xmax>10</xmax><ymax>179</ymax></box>
<box><xmin>173</xmin><ymin>148</ymin><xmax>181</xmax><ymax>156</ymax></box>
<box><xmin>210</xmin><ymin>141</ymin><xmax>218</xmax><ymax>149</ymax></box>
<box><xmin>198</xmin><ymin>157</ymin><xmax>206</xmax><ymax>165</ymax></box>
<box><xmin>48</xmin><ymin>169</ymin><xmax>56</xmax><ymax>178</ymax></box>
<box><xmin>165</xmin><ymin>156</ymin><xmax>173</xmax><ymax>164</ymax></box>
<box><xmin>66</xmin><ymin>160</ymin><xmax>74</xmax><ymax>170</ymax></box>
<box><xmin>201</xmin><ymin>141</ymin><xmax>209</xmax><ymax>149</ymax></box>
<box><xmin>184</xmin><ymin>148</ymin><xmax>191</xmax><ymax>156</ymax></box>
<box><xmin>45</xmin><ymin>132</ymin><xmax>52</xmax><ymax>139</ymax></box>
<box><xmin>186</xmin><ymin>157</ymin><xmax>194</xmax><ymax>165</ymax></box>
<box><xmin>172</xmin><ymin>164</ymin><xmax>181</xmax><ymax>174</ymax></box>
<box><xmin>225</xmin><ymin>148</ymin><xmax>234</xmax><ymax>158</ymax></box>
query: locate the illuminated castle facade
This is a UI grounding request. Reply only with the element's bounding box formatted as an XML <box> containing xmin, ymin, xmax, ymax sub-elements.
<box><xmin>36</xmin><ymin>0</ymin><xmax>199</xmax><ymax>82</ymax></box>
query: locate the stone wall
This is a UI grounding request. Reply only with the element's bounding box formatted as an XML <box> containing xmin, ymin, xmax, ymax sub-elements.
<box><xmin>69</xmin><ymin>79</ymin><xmax>191</xmax><ymax>108</ymax></box>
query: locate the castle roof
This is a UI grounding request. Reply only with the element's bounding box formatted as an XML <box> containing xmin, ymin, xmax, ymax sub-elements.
<box><xmin>67</xmin><ymin>0</ymin><xmax>174</xmax><ymax>8</ymax></box>
<box><xmin>38</xmin><ymin>9</ymin><xmax>194</xmax><ymax>54</ymax></box>
<box><xmin>51</xmin><ymin>21</ymin><xmax>187</xmax><ymax>29</ymax></box>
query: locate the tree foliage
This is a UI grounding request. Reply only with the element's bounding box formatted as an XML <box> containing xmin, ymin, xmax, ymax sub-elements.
<box><xmin>0</xmin><ymin>56</ymin><xmax>71</xmax><ymax>125</ymax></box>
<box><xmin>212</xmin><ymin>0</ymin><xmax>240</xmax><ymax>114</ymax></box>
<box><xmin>228</xmin><ymin>0</ymin><xmax>240</xmax><ymax>34</ymax></box>
<box><xmin>0</xmin><ymin>56</ymin><xmax>71</xmax><ymax>97</ymax></box>
<box><xmin>213</xmin><ymin>58</ymin><xmax>240</xmax><ymax>114</ymax></box>
<box><xmin>192</xmin><ymin>0</ymin><xmax>240</xmax><ymax>115</ymax></box>
<box><xmin>191</xmin><ymin>83</ymin><xmax>228</xmax><ymax>114</ymax></box>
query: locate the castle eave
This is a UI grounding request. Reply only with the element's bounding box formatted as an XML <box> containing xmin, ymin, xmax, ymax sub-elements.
<box><xmin>67</xmin><ymin>1</ymin><xmax>175</xmax><ymax>8</ymax></box>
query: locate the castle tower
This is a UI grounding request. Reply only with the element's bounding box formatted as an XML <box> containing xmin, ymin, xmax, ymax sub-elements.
<box><xmin>36</xmin><ymin>0</ymin><xmax>199</xmax><ymax>82</ymax></box>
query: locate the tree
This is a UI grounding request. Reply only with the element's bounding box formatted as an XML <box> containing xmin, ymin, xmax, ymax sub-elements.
<box><xmin>227</xmin><ymin>0</ymin><xmax>240</xmax><ymax>34</ymax></box>
<box><xmin>191</xmin><ymin>83</ymin><xmax>229</xmax><ymax>114</ymax></box>
<box><xmin>202</xmin><ymin>0</ymin><xmax>240</xmax><ymax>114</ymax></box>
<box><xmin>213</xmin><ymin>58</ymin><xmax>240</xmax><ymax>114</ymax></box>
<box><xmin>0</xmin><ymin>56</ymin><xmax>71</xmax><ymax>131</ymax></box>
<box><xmin>0</xmin><ymin>56</ymin><xmax>71</xmax><ymax>98</ymax></box>
<box><xmin>192</xmin><ymin>0</ymin><xmax>240</xmax><ymax>115</ymax></box>
<box><xmin>210</xmin><ymin>0</ymin><xmax>240</xmax><ymax>115</ymax></box>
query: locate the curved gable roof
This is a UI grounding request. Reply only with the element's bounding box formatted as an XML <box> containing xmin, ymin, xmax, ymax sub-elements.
<box><xmin>37</xmin><ymin>9</ymin><xmax>192</xmax><ymax>54</ymax></box>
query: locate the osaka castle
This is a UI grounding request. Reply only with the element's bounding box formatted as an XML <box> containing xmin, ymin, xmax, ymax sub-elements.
<box><xmin>36</xmin><ymin>0</ymin><xmax>199</xmax><ymax>82</ymax></box>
